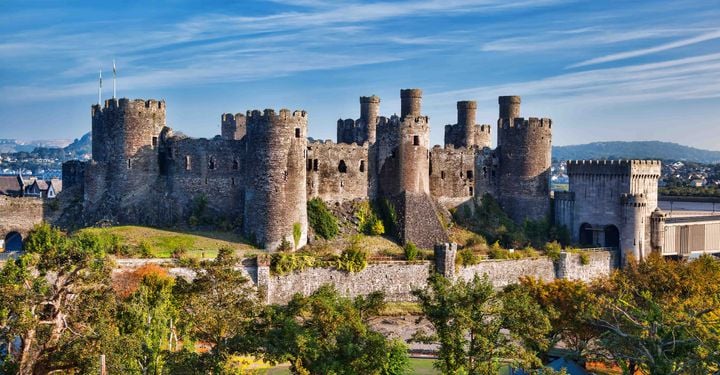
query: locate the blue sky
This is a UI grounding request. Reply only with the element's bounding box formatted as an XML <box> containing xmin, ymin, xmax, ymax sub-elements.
<box><xmin>1</xmin><ymin>0</ymin><xmax>719</xmax><ymax>149</ymax></box>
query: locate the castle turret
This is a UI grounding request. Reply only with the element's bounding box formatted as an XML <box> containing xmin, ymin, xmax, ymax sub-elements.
<box><xmin>650</xmin><ymin>207</ymin><xmax>667</xmax><ymax>253</ymax></box>
<box><xmin>457</xmin><ymin>100</ymin><xmax>476</xmax><ymax>140</ymax></box>
<box><xmin>244</xmin><ymin>109</ymin><xmax>308</xmax><ymax>251</ymax></box>
<box><xmin>496</xmin><ymin>96</ymin><xmax>552</xmax><ymax>223</ymax></box>
<box><xmin>360</xmin><ymin>95</ymin><xmax>380</xmax><ymax>144</ymax></box>
<box><xmin>400</xmin><ymin>88</ymin><xmax>422</xmax><ymax>118</ymax></box>
<box><xmin>621</xmin><ymin>193</ymin><xmax>648</xmax><ymax>263</ymax></box>
<box><xmin>498</xmin><ymin>95</ymin><xmax>521</xmax><ymax>122</ymax></box>
<box><xmin>221</xmin><ymin>113</ymin><xmax>246</xmax><ymax>140</ymax></box>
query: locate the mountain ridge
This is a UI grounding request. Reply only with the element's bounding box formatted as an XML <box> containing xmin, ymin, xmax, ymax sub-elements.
<box><xmin>553</xmin><ymin>141</ymin><xmax>720</xmax><ymax>164</ymax></box>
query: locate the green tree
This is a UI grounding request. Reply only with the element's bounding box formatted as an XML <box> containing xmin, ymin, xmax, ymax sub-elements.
<box><xmin>413</xmin><ymin>274</ymin><xmax>550</xmax><ymax>374</ymax></box>
<box><xmin>0</xmin><ymin>224</ymin><xmax>118</xmax><ymax>374</ymax></box>
<box><xmin>255</xmin><ymin>285</ymin><xmax>410</xmax><ymax>375</ymax></box>
<box><xmin>171</xmin><ymin>247</ymin><xmax>262</xmax><ymax>373</ymax></box>
<box><xmin>117</xmin><ymin>268</ymin><xmax>178</xmax><ymax>375</ymax></box>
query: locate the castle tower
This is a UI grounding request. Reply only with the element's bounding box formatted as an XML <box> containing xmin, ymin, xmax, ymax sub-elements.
<box><xmin>457</xmin><ymin>100</ymin><xmax>476</xmax><ymax>144</ymax></box>
<box><xmin>243</xmin><ymin>109</ymin><xmax>308</xmax><ymax>251</ymax></box>
<box><xmin>221</xmin><ymin>113</ymin><xmax>246</xmax><ymax>140</ymax></box>
<box><xmin>621</xmin><ymin>193</ymin><xmax>648</xmax><ymax>263</ymax></box>
<box><xmin>444</xmin><ymin>101</ymin><xmax>492</xmax><ymax>148</ymax></box>
<box><xmin>498</xmin><ymin>95</ymin><xmax>521</xmax><ymax>122</ymax></box>
<box><xmin>400</xmin><ymin>89</ymin><xmax>422</xmax><ymax>118</ymax></box>
<box><xmin>360</xmin><ymin>95</ymin><xmax>380</xmax><ymax>144</ymax></box>
<box><xmin>399</xmin><ymin>89</ymin><xmax>430</xmax><ymax>194</ymax></box>
<box><xmin>650</xmin><ymin>208</ymin><xmax>667</xmax><ymax>253</ymax></box>
<box><xmin>496</xmin><ymin>95</ymin><xmax>552</xmax><ymax>223</ymax></box>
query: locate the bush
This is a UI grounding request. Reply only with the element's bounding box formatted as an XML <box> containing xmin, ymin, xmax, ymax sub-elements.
<box><xmin>488</xmin><ymin>247</ymin><xmax>509</xmax><ymax>259</ymax></box>
<box><xmin>307</xmin><ymin>198</ymin><xmax>339</xmax><ymax>240</ymax></box>
<box><xmin>544</xmin><ymin>241</ymin><xmax>562</xmax><ymax>261</ymax></box>
<box><xmin>404</xmin><ymin>242</ymin><xmax>419</xmax><ymax>261</ymax></box>
<box><xmin>457</xmin><ymin>248</ymin><xmax>481</xmax><ymax>266</ymax></box>
<box><xmin>376</xmin><ymin>198</ymin><xmax>398</xmax><ymax>236</ymax></box>
<box><xmin>355</xmin><ymin>201</ymin><xmax>385</xmax><ymax>236</ymax></box>
<box><xmin>271</xmin><ymin>252</ymin><xmax>317</xmax><ymax>275</ymax></box>
<box><xmin>334</xmin><ymin>235</ymin><xmax>367</xmax><ymax>272</ymax></box>
<box><xmin>579</xmin><ymin>252</ymin><xmax>590</xmax><ymax>266</ymax></box>
<box><xmin>278</xmin><ymin>238</ymin><xmax>293</xmax><ymax>252</ymax></box>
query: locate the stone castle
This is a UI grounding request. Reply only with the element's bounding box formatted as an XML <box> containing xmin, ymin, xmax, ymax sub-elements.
<box><xmin>62</xmin><ymin>88</ymin><xmax>670</xmax><ymax>261</ymax></box>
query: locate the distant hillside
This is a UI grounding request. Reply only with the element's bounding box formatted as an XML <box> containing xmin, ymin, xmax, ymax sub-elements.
<box><xmin>63</xmin><ymin>132</ymin><xmax>92</xmax><ymax>158</ymax></box>
<box><xmin>553</xmin><ymin>141</ymin><xmax>720</xmax><ymax>164</ymax></box>
<box><xmin>0</xmin><ymin>138</ymin><xmax>73</xmax><ymax>153</ymax></box>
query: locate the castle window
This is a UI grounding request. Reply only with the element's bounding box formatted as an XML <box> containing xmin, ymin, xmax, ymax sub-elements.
<box><xmin>441</xmin><ymin>171</ymin><xmax>446</xmax><ymax>180</ymax></box>
<box><xmin>413</xmin><ymin>135</ymin><xmax>420</xmax><ymax>146</ymax></box>
<box><xmin>205</xmin><ymin>177</ymin><xmax>208</xmax><ymax>184</ymax></box>
<box><xmin>391</xmin><ymin>150</ymin><xmax>397</xmax><ymax>158</ymax></box>
<box><xmin>127</xmin><ymin>159</ymin><xmax>131</xmax><ymax>169</ymax></box>
<box><xmin>307</xmin><ymin>159</ymin><xmax>313</xmax><ymax>171</ymax></box>
<box><xmin>469</xmin><ymin>186</ymin><xmax>474</xmax><ymax>196</ymax></box>
<box><xmin>233</xmin><ymin>159</ymin><xmax>239</xmax><ymax>170</ymax></box>
<box><xmin>313</xmin><ymin>159</ymin><xmax>319</xmax><ymax>171</ymax></box>
<box><xmin>208</xmin><ymin>156</ymin><xmax>216</xmax><ymax>170</ymax></box>
<box><xmin>152</xmin><ymin>136</ymin><xmax>158</xmax><ymax>148</ymax></box>
<box><xmin>338</xmin><ymin>160</ymin><xmax>347</xmax><ymax>173</ymax></box>
<box><xmin>185</xmin><ymin>156</ymin><xmax>191</xmax><ymax>170</ymax></box>
<box><xmin>295</xmin><ymin>128</ymin><xmax>301</xmax><ymax>138</ymax></box>
<box><xmin>231</xmin><ymin>177</ymin><xmax>235</xmax><ymax>186</ymax></box>
<box><xmin>359</xmin><ymin>160</ymin><xmax>365</xmax><ymax>172</ymax></box>
<box><xmin>483</xmin><ymin>166</ymin><xmax>488</xmax><ymax>177</ymax></box>
<box><xmin>466</xmin><ymin>170</ymin><xmax>473</xmax><ymax>180</ymax></box>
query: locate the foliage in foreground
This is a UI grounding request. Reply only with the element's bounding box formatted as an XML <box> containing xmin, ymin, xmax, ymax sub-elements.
<box><xmin>253</xmin><ymin>285</ymin><xmax>410</xmax><ymax>375</ymax></box>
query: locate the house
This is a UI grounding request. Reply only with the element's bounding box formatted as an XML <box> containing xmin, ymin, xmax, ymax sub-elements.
<box><xmin>0</xmin><ymin>175</ymin><xmax>24</xmax><ymax>197</ymax></box>
<box><xmin>24</xmin><ymin>178</ymin><xmax>47</xmax><ymax>197</ymax></box>
<box><xmin>47</xmin><ymin>179</ymin><xmax>62</xmax><ymax>199</ymax></box>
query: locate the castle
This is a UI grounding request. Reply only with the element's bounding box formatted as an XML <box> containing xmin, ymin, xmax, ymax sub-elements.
<box><xmin>62</xmin><ymin>88</ymin><xmax>671</xmax><ymax>261</ymax></box>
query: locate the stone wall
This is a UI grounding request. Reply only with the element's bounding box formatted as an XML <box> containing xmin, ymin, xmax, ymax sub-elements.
<box><xmin>456</xmin><ymin>258</ymin><xmax>556</xmax><ymax>287</ymax></box>
<box><xmin>266</xmin><ymin>262</ymin><xmax>431</xmax><ymax>304</ymax></box>
<box><xmin>556</xmin><ymin>251</ymin><xmax>618</xmax><ymax>282</ymax></box>
<box><xmin>306</xmin><ymin>140</ymin><xmax>369</xmax><ymax>204</ymax></box>
<box><xmin>0</xmin><ymin>196</ymin><xmax>45</xmax><ymax>246</ymax></box>
<box><xmin>429</xmin><ymin>146</ymin><xmax>476</xmax><ymax>207</ymax></box>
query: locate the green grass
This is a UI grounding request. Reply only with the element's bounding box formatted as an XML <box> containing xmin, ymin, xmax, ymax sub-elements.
<box><xmin>78</xmin><ymin>225</ymin><xmax>260</xmax><ymax>258</ymax></box>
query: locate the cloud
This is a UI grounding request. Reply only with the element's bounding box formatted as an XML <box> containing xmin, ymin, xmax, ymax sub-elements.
<box><xmin>568</xmin><ymin>29</ymin><xmax>720</xmax><ymax>68</ymax></box>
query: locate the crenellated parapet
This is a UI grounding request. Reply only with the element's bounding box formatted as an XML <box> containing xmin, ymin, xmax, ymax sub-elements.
<box><xmin>221</xmin><ymin>112</ymin><xmax>246</xmax><ymax>140</ymax></box>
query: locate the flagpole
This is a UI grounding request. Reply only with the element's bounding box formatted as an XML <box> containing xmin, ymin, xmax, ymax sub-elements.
<box><xmin>98</xmin><ymin>68</ymin><xmax>103</xmax><ymax>106</ymax></box>
<box><xmin>112</xmin><ymin>59</ymin><xmax>117</xmax><ymax>99</ymax></box>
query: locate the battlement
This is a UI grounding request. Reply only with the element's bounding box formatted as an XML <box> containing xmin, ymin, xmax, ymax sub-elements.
<box><xmin>93</xmin><ymin>98</ymin><xmax>166</xmax><ymax>117</ymax></box>
<box><xmin>567</xmin><ymin>160</ymin><xmax>661</xmax><ymax>167</ymax></box>
<box><xmin>308</xmin><ymin>139</ymin><xmax>368</xmax><ymax>150</ymax></box>
<box><xmin>221</xmin><ymin>113</ymin><xmax>245</xmax><ymax>123</ymax></box>
<box><xmin>621</xmin><ymin>193</ymin><xmax>648</xmax><ymax>207</ymax></box>
<box><xmin>498</xmin><ymin>117</ymin><xmax>552</xmax><ymax>129</ymax></box>
<box><xmin>567</xmin><ymin>160</ymin><xmax>661</xmax><ymax>176</ymax></box>
<box><xmin>360</xmin><ymin>95</ymin><xmax>380</xmax><ymax>104</ymax></box>
<box><xmin>246</xmin><ymin>108</ymin><xmax>308</xmax><ymax>122</ymax></box>
<box><xmin>479</xmin><ymin>124</ymin><xmax>491</xmax><ymax>133</ymax></box>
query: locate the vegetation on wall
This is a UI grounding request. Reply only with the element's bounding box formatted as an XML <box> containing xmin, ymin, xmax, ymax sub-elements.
<box><xmin>355</xmin><ymin>200</ymin><xmax>385</xmax><ymax>236</ymax></box>
<box><xmin>270</xmin><ymin>236</ymin><xmax>368</xmax><ymax>275</ymax></box>
<box><xmin>307</xmin><ymin>198</ymin><xmax>339</xmax><ymax>240</ymax></box>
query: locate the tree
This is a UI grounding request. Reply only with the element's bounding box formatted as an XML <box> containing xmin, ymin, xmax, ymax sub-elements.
<box><xmin>255</xmin><ymin>285</ymin><xmax>410</xmax><ymax>375</ymax></box>
<box><xmin>518</xmin><ymin>277</ymin><xmax>602</xmax><ymax>363</ymax></box>
<box><xmin>0</xmin><ymin>224</ymin><xmax>118</xmax><ymax>374</ymax></box>
<box><xmin>591</xmin><ymin>254</ymin><xmax>720</xmax><ymax>374</ymax></box>
<box><xmin>117</xmin><ymin>267</ymin><xmax>178</xmax><ymax>375</ymax></box>
<box><xmin>171</xmin><ymin>247</ymin><xmax>262</xmax><ymax>373</ymax></box>
<box><xmin>413</xmin><ymin>274</ymin><xmax>550</xmax><ymax>375</ymax></box>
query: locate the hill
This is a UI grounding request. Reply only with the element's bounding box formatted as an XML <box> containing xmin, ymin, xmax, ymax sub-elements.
<box><xmin>553</xmin><ymin>141</ymin><xmax>720</xmax><ymax>164</ymax></box>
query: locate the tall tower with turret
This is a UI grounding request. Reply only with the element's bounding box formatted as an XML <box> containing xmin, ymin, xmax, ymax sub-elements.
<box><xmin>496</xmin><ymin>96</ymin><xmax>552</xmax><ymax>223</ymax></box>
<box><xmin>243</xmin><ymin>109</ymin><xmax>308</xmax><ymax>251</ymax></box>
<box><xmin>444</xmin><ymin>101</ymin><xmax>492</xmax><ymax>148</ymax></box>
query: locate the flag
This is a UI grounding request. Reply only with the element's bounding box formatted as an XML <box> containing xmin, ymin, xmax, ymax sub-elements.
<box><xmin>99</xmin><ymin>69</ymin><xmax>103</xmax><ymax>88</ymax></box>
<box><xmin>113</xmin><ymin>59</ymin><xmax>116</xmax><ymax>76</ymax></box>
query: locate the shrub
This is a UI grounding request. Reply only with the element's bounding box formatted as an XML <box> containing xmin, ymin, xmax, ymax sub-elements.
<box><xmin>355</xmin><ymin>201</ymin><xmax>385</xmax><ymax>236</ymax></box>
<box><xmin>335</xmin><ymin>236</ymin><xmax>368</xmax><ymax>272</ymax></box>
<box><xmin>457</xmin><ymin>248</ymin><xmax>481</xmax><ymax>266</ymax></box>
<box><xmin>138</xmin><ymin>241</ymin><xmax>154</xmax><ymax>258</ymax></box>
<box><xmin>579</xmin><ymin>252</ymin><xmax>590</xmax><ymax>266</ymax></box>
<box><xmin>292</xmin><ymin>222</ymin><xmax>302</xmax><ymax>249</ymax></box>
<box><xmin>307</xmin><ymin>198</ymin><xmax>339</xmax><ymax>240</ymax></box>
<box><xmin>488</xmin><ymin>247</ymin><xmax>509</xmax><ymax>260</ymax></box>
<box><xmin>271</xmin><ymin>252</ymin><xmax>317</xmax><ymax>275</ymax></box>
<box><xmin>544</xmin><ymin>241</ymin><xmax>562</xmax><ymax>261</ymax></box>
<box><xmin>404</xmin><ymin>242</ymin><xmax>419</xmax><ymax>261</ymax></box>
<box><xmin>278</xmin><ymin>238</ymin><xmax>293</xmax><ymax>252</ymax></box>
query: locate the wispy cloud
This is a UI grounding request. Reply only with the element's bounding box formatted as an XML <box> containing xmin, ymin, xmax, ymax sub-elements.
<box><xmin>568</xmin><ymin>29</ymin><xmax>720</xmax><ymax>68</ymax></box>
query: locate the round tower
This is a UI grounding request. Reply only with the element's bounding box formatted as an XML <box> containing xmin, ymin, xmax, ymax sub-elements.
<box><xmin>398</xmin><ymin>115</ymin><xmax>430</xmax><ymax>195</ymax></box>
<box><xmin>621</xmin><ymin>193</ymin><xmax>648</xmax><ymax>263</ymax></box>
<box><xmin>498</xmin><ymin>95</ymin><xmax>521</xmax><ymax>120</ymax></box>
<box><xmin>244</xmin><ymin>109</ymin><xmax>308</xmax><ymax>251</ymax></box>
<box><xmin>496</xmin><ymin>116</ymin><xmax>552</xmax><ymax>223</ymax></box>
<box><xmin>474</xmin><ymin>124</ymin><xmax>492</xmax><ymax>149</ymax></box>
<box><xmin>400</xmin><ymin>89</ymin><xmax>422</xmax><ymax>118</ymax></box>
<box><xmin>650</xmin><ymin>208</ymin><xmax>667</xmax><ymax>253</ymax></box>
<box><xmin>360</xmin><ymin>95</ymin><xmax>380</xmax><ymax>144</ymax></box>
<box><xmin>457</xmin><ymin>100</ymin><xmax>477</xmax><ymax>144</ymax></box>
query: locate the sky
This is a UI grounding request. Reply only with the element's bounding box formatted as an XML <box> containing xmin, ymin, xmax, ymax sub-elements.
<box><xmin>0</xmin><ymin>0</ymin><xmax>719</xmax><ymax>149</ymax></box>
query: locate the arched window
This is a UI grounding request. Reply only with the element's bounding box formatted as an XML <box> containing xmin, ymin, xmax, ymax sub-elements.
<box><xmin>359</xmin><ymin>160</ymin><xmax>365</xmax><ymax>173</ymax></box>
<box><xmin>338</xmin><ymin>160</ymin><xmax>347</xmax><ymax>173</ymax></box>
<box><xmin>233</xmin><ymin>159</ymin><xmax>239</xmax><ymax>170</ymax></box>
<box><xmin>208</xmin><ymin>156</ymin><xmax>216</xmax><ymax>170</ymax></box>
<box><xmin>4</xmin><ymin>231</ymin><xmax>22</xmax><ymax>251</ymax></box>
